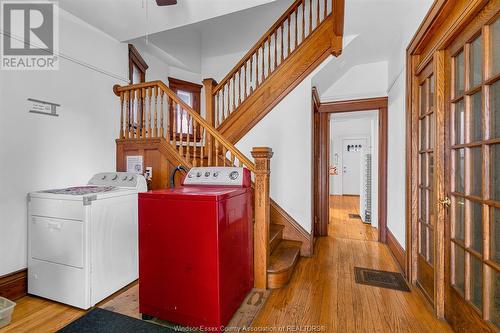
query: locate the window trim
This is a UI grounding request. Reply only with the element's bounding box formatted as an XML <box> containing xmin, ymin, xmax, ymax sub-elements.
<box><xmin>168</xmin><ymin>77</ymin><xmax>203</xmax><ymax>142</ymax></box>
<box><xmin>129</xmin><ymin>44</ymin><xmax>148</xmax><ymax>84</ymax></box>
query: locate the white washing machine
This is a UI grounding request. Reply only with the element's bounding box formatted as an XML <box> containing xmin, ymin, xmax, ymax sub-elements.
<box><xmin>27</xmin><ymin>172</ymin><xmax>147</xmax><ymax>309</ymax></box>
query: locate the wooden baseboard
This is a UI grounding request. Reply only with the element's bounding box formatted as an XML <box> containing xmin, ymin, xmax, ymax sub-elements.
<box><xmin>386</xmin><ymin>229</ymin><xmax>406</xmax><ymax>276</ymax></box>
<box><xmin>0</xmin><ymin>269</ymin><xmax>27</xmax><ymax>301</ymax></box>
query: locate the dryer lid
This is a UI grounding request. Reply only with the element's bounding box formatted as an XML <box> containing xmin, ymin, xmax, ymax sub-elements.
<box><xmin>139</xmin><ymin>186</ymin><xmax>249</xmax><ymax>201</ymax></box>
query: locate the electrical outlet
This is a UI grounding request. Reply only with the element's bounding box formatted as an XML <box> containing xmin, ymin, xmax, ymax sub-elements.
<box><xmin>145</xmin><ymin>167</ymin><xmax>153</xmax><ymax>180</ymax></box>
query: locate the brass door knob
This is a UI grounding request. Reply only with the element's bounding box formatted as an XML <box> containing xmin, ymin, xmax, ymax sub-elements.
<box><xmin>439</xmin><ymin>197</ymin><xmax>451</xmax><ymax>208</ymax></box>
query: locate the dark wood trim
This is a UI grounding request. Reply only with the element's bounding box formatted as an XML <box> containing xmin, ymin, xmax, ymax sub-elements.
<box><xmin>128</xmin><ymin>44</ymin><xmax>148</xmax><ymax>73</ymax></box>
<box><xmin>168</xmin><ymin>77</ymin><xmax>203</xmax><ymax>91</ymax></box>
<box><xmin>319</xmin><ymin>96</ymin><xmax>388</xmax><ymax>113</ymax></box>
<box><xmin>387</xmin><ymin>228</ymin><xmax>407</xmax><ymax>276</ymax></box>
<box><xmin>168</xmin><ymin>77</ymin><xmax>202</xmax><ymax>142</ymax></box>
<box><xmin>313</xmin><ymin>96</ymin><xmax>388</xmax><ymax>243</ymax></box>
<box><xmin>312</xmin><ymin>87</ymin><xmax>329</xmax><ymax>240</ymax></box>
<box><xmin>0</xmin><ymin>269</ymin><xmax>27</xmax><ymax>301</ymax></box>
<box><xmin>378</xmin><ymin>106</ymin><xmax>388</xmax><ymax>243</ymax></box>
<box><xmin>312</xmin><ymin>87</ymin><xmax>321</xmax><ymax>109</ymax></box>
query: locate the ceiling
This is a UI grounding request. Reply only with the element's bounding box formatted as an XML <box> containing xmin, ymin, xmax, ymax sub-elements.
<box><xmin>313</xmin><ymin>0</ymin><xmax>434</xmax><ymax>97</ymax></box>
<box><xmin>58</xmin><ymin>0</ymin><xmax>278</xmax><ymax>41</ymax></box>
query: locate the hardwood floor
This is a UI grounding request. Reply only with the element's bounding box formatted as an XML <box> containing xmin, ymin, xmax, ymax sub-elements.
<box><xmin>251</xmin><ymin>236</ymin><xmax>452</xmax><ymax>332</ymax></box>
<box><xmin>328</xmin><ymin>195</ymin><xmax>378</xmax><ymax>241</ymax></box>
<box><xmin>1</xmin><ymin>197</ymin><xmax>450</xmax><ymax>332</ymax></box>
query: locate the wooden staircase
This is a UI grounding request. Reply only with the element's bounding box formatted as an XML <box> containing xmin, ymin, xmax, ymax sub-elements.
<box><xmin>203</xmin><ymin>0</ymin><xmax>345</xmax><ymax>144</ymax></box>
<box><xmin>268</xmin><ymin>224</ymin><xmax>301</xmax><ymax>289</ymax></box>
<box><xmin>112</xmin><ymin>0</ymin><xmax>344</xmax><ymax>290</ymax></box>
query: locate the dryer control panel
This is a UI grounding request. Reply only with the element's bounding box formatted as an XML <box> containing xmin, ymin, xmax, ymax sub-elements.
<box><xmin>88</xmin><ymin>172</ymin><xmax>147</xmax><ymax>192</ymax></box>
<box><xmin>182</xmin><ymin>167</ymin><xmax>251</xmax><ymax>187</ymax></box>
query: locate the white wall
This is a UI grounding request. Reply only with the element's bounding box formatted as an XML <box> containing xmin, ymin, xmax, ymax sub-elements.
<box><xmin>132</xmin><ymin>39</ymin><xmax>201</xmax><ymax>84</ymax></box>
<box><xmin>385</xmin><ymin>0</ymin><xmax>434</xmax><ymax>247</ymax></box>
<box><xmin>236</xmin><ymin>59</ymin><xmax>331</xmax><ymax>232</ymax></box>
<box><xmin>200</xmin><ymin>0</ymin><xmax>292</xmax><ymax>82</ymax></box>
<box><xmin>321</xmin><ymin>61</ymin><xmax>388</xmax><ymax>102</ymax></box>
<box><xmin>0</xmin><ymin>10</ymin><xmax>131</xmax><ymax>276</ymax></box>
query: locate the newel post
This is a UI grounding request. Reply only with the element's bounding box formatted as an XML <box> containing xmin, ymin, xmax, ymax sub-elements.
<box><xmin>251</xmin><ymin>147</ymin><xmax>273</xmax><ymax>289</ymax></box>
<box><xmin>331</xmin><ymin>0</ymin><xmax>345</xmax><ymax>56</ymax></box>
<box><xmin>203</xmin><ymin>78</ymin><xmax>217</xmax><ymax>160</ymax></box>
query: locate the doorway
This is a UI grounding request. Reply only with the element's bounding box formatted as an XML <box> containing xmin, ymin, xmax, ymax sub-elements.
<box><xmin>312</xmin><ymin>96</ymin><xmax>388</xmax><ymax>243</ymax></box>
<box><xmin>329</xmin><ymin>112</ymin><xmax>378</xmax><ymax>241</ymax></box>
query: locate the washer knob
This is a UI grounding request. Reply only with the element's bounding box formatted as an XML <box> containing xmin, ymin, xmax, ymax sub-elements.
<box><xmin>128</xmin><ymin>176</ymin><xmax>134</xmax><ymax>181</ymax></box>
<box><xmin>229</xmin><ymin>171</ymin><xmax>239</xmax><ymax>180</ymax></box>
<box><xmin>122</xmin><ymin>176</ymin><xmax>128</xmax><ymax>181</ymax></box>
<box><xmin>101</xmin><ymin>175</ymin><xmax>107</xmax><ymax>180</ymax></box>
<box><xmin>205</xmin><ymin>172</ymin><xmax>211</xmax><ymax>177</ymax></box>
<box><xmin>112</xmin><ymin>175</ymin><xmax>118</xmax><ymax>181</ymax></box>
<box><xmin>196</xmin><ymin>172</ymin><xmax>202</xmax><ymax>177</ymax></box>
<box><xmin>213</xmin><ymin>172</ymin><xmax>219</xmax><ymax>177</ymax></box>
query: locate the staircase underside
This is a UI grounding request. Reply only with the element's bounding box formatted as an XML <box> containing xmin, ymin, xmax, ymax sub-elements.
<box><xmin>217</xmin><ymin>15</ymin><xmax>335</xmax><ymax>144</ymax></box>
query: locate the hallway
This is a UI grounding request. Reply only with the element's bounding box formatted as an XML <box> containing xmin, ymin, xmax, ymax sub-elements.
<box><xmin>251</xmin><ymin>236</ymin><xmax>452</xmax><ymax>332</ymax></box>
<box><xmin>252</xmin><ymin>195</ymin><xmax>451</xmax><ymax>332</ymax></box>
<box><xmin>328</xmin><ymin>195</ymin><xmax>378</xmax><ymax>241</ymax></box>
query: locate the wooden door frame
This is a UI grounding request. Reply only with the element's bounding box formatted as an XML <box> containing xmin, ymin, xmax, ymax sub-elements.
<box><xmin>312</xmin><ymin>95</ymin><xmax>388</xmax><ymax>243</ymax></box>
<box><xmin>405</xmin><ymin>0</ymin><xmax>497</xmax><ymax>321</ymax></box>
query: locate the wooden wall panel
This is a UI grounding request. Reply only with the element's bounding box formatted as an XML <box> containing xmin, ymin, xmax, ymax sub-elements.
<box><xmin>0</xmin><ymin>269</ymin><xmax>27</xmax><ymax>301</ymax></box>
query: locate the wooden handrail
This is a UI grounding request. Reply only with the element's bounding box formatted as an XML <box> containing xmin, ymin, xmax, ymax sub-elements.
<box><xmin>113</xmin><ymin>81</ymin><xmax>256</xmax><ymax>172</ymax></box>
<box><xmin>208</xmin><ymin>0</ymin><xmax>335</xmax><ymax>127</ymax></box>
<box><xmin>213</xmin><ymin>0</ymin><xmax>306</xmax><ymax>94</ymax></box>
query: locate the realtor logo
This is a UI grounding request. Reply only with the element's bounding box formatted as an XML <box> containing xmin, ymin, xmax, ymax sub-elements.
<box><xmin>1</xmin><ymin>1</ymin><xmax>59</xmax><ymax>70</ymax></box>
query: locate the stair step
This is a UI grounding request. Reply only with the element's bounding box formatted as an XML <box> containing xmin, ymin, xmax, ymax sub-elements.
<box><xmin>269</xmin><ymin>223</ymin><xmax>284</xmax><ymax>253</ymax></box>
<box><xmin>267</xmin><ymin>240</ymin><xmax>301</xmax><ymax>289</ymax></box>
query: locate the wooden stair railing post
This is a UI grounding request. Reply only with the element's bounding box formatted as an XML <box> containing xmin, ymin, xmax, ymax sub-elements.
<box><xmin>331</xmin><ymin>0</ymin><xmax>345</xmax><ymax>56</ymax></box>
<box><xmin>251</xmin><ymin>147</ymin><xmax>273</xmax><ymax>289</ymax></box>
<box><xmin>203</xmin><ymin>78</ymin><xmax>217</xmax><ymax>161</ymax></box>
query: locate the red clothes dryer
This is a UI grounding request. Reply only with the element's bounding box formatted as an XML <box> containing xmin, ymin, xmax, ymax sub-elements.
<box><xmin>138</xmin><ymin>167</ymin><xmax>253</xmax><ymax>332</ymax></box>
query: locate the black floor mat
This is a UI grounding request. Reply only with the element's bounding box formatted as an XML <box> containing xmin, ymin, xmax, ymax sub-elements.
<box><xmin>57</xmin><ymin>308</ymin><xmax>178</xmax><ymax>333</ymax></box>
<box><xmin>354</xmin><ymin>267</ymin><xmax>411</xmax><ymax>292</ymax></box>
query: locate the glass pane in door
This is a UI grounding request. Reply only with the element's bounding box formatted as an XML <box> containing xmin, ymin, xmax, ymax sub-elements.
<box><xmin>470</xmin><ymin>93</ymin><xmax>483</xmax><ymax>142</ymax></box>
<box><xmin>491</xmin><ymin>18</ymin><xmax>500</xmax><ymax>75</ymax></box>
<box><xmin>455</xmin><ymin>51</ymin><xmax>465</xmax><ymax>96</ymax></box>
<box><xmin>470</xmin><ymin>201</ymin><xmax>483</xmax><ymax>254</ymax></box>
<box><xmin>491</xmin><ymin>81</ymin><xmax>500</xmax><ymax>139</ymax></box>
<box><xmin>470</xmin><ymin>255</ymin><xmax>483</xmax><ymax>311</ymax></box>
<box><xmin>492</xmin><ymin>144</ymin><xmax>500</xmax><ymax>201</ymax></box>
<box><xmin>492</xmin><ymin>208</ymin><xmax>500</xmax><ymax>264</ymax></box>
<box><xmin>454</xmin><ymin>244</ymin><xmax>465</xmax><ymax>294</ymax></box>
<box><xmin>470</xmin><ymin>147</ymin><xmax>483</xmax><ymax>197</ymax></box>
<box><xmin>470</xmin><ymin>35</ymin><xmax>483</xmax><ymax>88</ymax></box>
<box><xmin>455</xmin><ymin>197</ymin><xmax>465</xmax><ymax>242</ymax></box>
<box><xmin>489</xmin><ymin>269</ymin><xmax>500</xmax><ymax>328</ymax></box>
<box><xmin>454</xmin><ymin>100</ymin><xmax>465</xmax><ymax>144</ymax></box>
<box><xmin>455</xmin><ymin>149</ymin><xmax>465</xmax><ymax>193</ymax></box>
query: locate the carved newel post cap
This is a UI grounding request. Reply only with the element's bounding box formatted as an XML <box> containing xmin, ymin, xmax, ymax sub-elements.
<box><xmin>251</xmin><ymin>147</ymin><xmax>274</xmax><ymax>159</ymax></box>
<box><xmin>202</xmin><ymin>78</ymin><xmax>218</xmax><ymax>86</ymax></box>
<box><xmin>113</xmin><ymin>84</ymin><xmax>121</xmax><ymax>96</ymax></box>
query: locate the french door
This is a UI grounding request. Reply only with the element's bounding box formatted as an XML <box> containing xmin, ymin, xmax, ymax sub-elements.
<box><xmin>417</xmin><ymin>62</ymin><xmax>436</xmax><ymax>301</ymax></box>
<box><xmin>445</xmin><ymin>11</ymin><xmax>500</xmax><ymax>332</ymax></box>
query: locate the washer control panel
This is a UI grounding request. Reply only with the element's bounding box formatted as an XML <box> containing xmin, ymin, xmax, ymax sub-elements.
<box><xmin>88</xmin><ymin>172</ymin><xmax>147</xmax><ymax>191</ymax></box>
<box><xmin>183</xmin><ymin>167</ymin><xmax>250</xmax><ymax>187</ymax></box>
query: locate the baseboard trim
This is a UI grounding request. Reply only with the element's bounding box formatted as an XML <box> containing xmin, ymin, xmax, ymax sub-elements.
<box><xmin>386</xmin><ymin>229</ymin><xmax>406</xmax><ymax>276</ymax></box>
<box><xmin>0</xmin><ymin>269</ymin><xmax>27</xmax><ymax>301</ymax></box>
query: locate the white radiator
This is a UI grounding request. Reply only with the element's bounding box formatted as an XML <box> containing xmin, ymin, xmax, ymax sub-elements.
<box><xmin>359</xmin><ymin>153</ymin><xmax>372</xmax><ymax>224</ymax></box>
